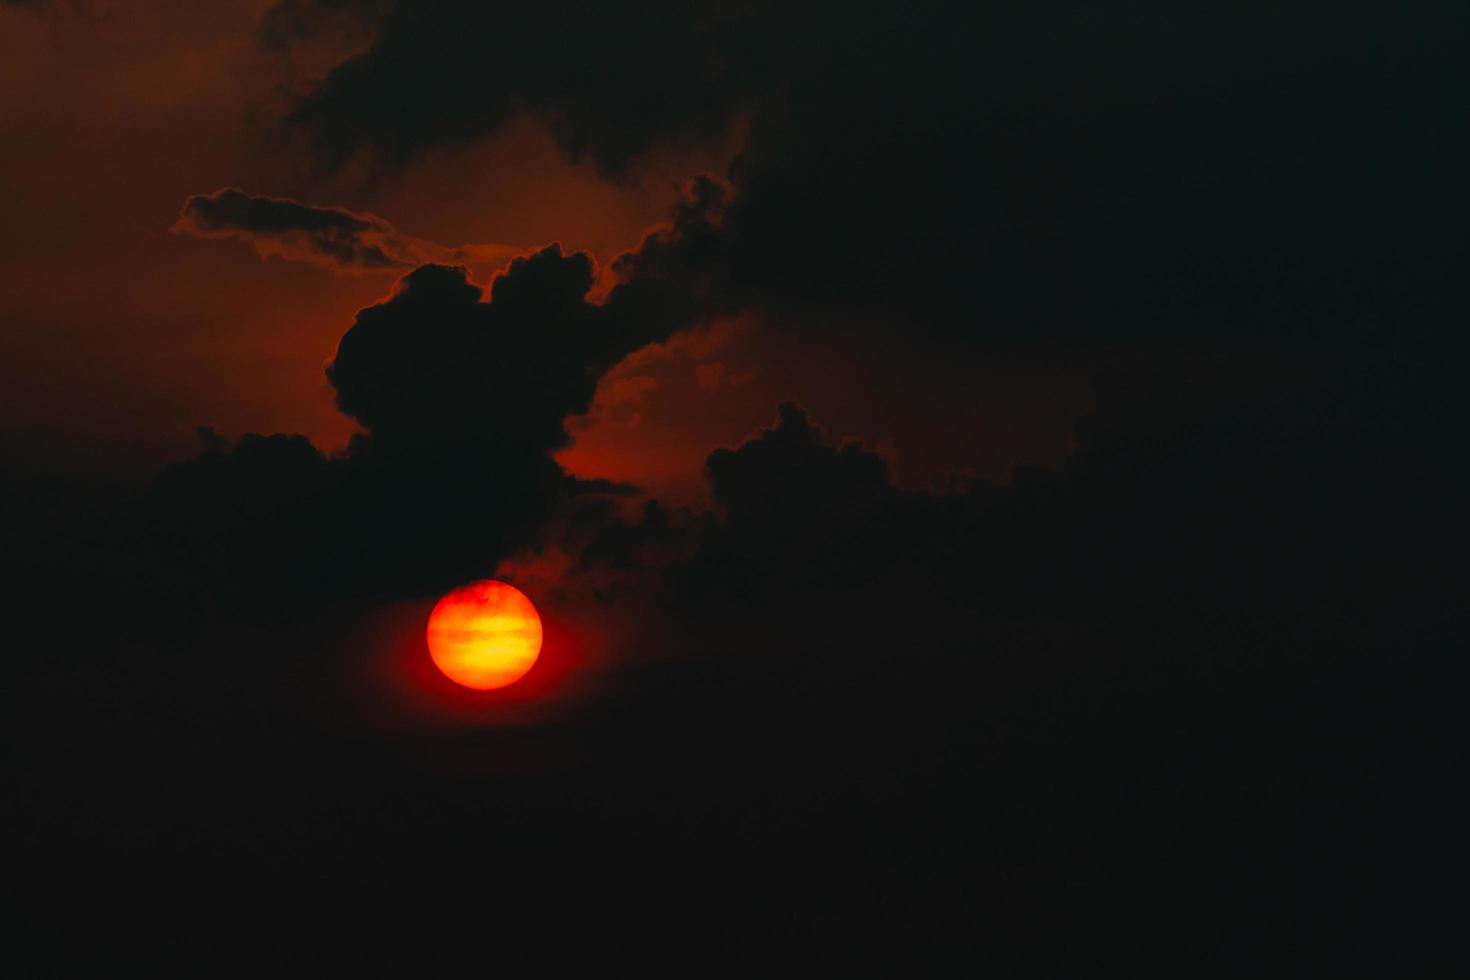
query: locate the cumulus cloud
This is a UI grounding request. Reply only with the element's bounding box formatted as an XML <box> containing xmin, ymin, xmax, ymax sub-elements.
<box><xmin>330</xmin><ymin>250</ymin><xmax>596</xmax><ymax>454</ymax></box>
<box><xmin>705</xmin><ymin>402</ymin><xmax>889</xmax><ymax>530</ymax></box>
<box><xmin>174</xmin><ymin>188</ymin><xmax>518</xmax><ymax>273</ymax></box>
<box><xmin>152</xmin><ymin>234</ymin><xmax>703</xmax><ymax>598</ymax></box>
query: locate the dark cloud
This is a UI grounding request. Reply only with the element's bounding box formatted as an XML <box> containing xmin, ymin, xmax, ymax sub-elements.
<box><xmin>705</xmin><ymin>401</ymin><xmax>889</xmax><ymax>535</ymax></box>
<box><xmin>522</xmin><ymin>365</ymin><xmax>1454</xmax><ymax>971</ymax></box>
<box><xmin>275</xmin><ymin>0</ymin><xmax>753</xmax><ymax>178</ymax></box>
<box><xmin>174</xmin><ymin>187</ymin><xmax>517</xmax><ymax>273</ymax></box>
<box><xmin>330</xmin><ymin>252</ymin><xmax>584</xmax><ymax>468</ymax></box>
<box><xmin>327</xmin><ymin>244</ymin><xmax>697</xmax><ymax>454</ymax></box>
<box><xmin>151</xmin><ymin>241</ymin><xmax>698</xmax><ymax>598</ymax></box>
<box><xmin>558</xmin><ymin>345</ymin><xmax>1453</xmax><ymax>635</ymax></box>
<box><xmin>608</xmin><ymin>173</ymin><xmax>734</xmax><ymax>307</ymax></box>
<box><xmin>18</xmin><ymin>345</ymin><xmax>1459</xmax><ymax>974</ymax></box>
<box><xmin>547</xmin><ymin>402</ymin><xmax>896</xmax><ymax>599</ymax></box>
<box><xmin>267</xmin><ymin>2</ymin><xmax>1465</xmax><ymax>345</ymax></box>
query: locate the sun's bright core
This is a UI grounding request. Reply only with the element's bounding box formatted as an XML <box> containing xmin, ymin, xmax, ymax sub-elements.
<box><xmin>426</xmin><ymin>580</ymin><xmax>543</xmax><ymax>690</ymax></box>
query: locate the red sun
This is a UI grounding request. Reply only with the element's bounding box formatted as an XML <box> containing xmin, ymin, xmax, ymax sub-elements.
<box><xmin>426</xmin><ymin>580</ymin><xmax>543</xmax><ymax>690</ymax></box>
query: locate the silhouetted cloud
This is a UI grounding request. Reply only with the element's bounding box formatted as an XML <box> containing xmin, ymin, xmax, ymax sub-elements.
<box><xmin>264</xmin><ymin>2</ymin><xmax>1464</xmax><ymax>344</ymax></box>
<box><xmin>174</xmin><ymin>188</ymin><xmax>518</xmax><ymax>273</ymax></box>
<box><xmin>327</xmin><ymin>244</ymin><xmax>697</xmax><ymax>453</ymax></box>
<box><xmin>706</xmin><ymin>402</ymin><xmax>889</xmax><ymax>532</ymax></box>
<box><xmin>23</xmin><ymin>317</ymin><xmax>1460</xmax><ymax>977</ymax></box>
<box><xmin>271</xmin><ymin>0</ymin><xmax>751</xmax><ymax>177</ymax></box>
<box><xmin>151</xmin><ymin>240</ymin><xmax>702</xmax><ymax>598</ymax></box>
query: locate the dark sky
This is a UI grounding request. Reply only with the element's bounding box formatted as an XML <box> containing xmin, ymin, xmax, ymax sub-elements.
<box><xmin>3</xmin><ymin>1</ymin><xmax>1463</xmax><ymax>973</ymax></box>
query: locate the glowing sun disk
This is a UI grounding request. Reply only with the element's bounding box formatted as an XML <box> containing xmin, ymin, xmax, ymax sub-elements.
<box><xmin>426</xmin><ymin>580</ymin><xmax>543</xmax><ymax>690</ymax></box>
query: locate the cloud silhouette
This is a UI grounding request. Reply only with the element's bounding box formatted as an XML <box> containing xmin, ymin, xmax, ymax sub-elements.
<box><xmin>273</xmin><ymin>0</ymin><xmax>750</xmax><ymax>177</ymax></box>
<box><xmin>151</xmin><ymin>238</ymin><xmax>705</xmax><ymax>598</ymax></box>
<box><xmin>174</xmin><ymin>188</ymin><xmax>518</xmax><ymax>273</ymax></box>
<box><xmin>263</xmin><ymin>2</ymin><xmax>1464</xmax><ymax>344</ymax></box>
<box><xmin>706</xmin><ymin>402</ymin><xmax>889</xmax><ymax>532</ymax></box>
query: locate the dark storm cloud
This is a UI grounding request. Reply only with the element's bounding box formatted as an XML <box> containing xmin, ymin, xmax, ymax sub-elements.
<box><xmin>174</xmin><ymin>188</ymin><xmax>518</xmax><ymax>273</ymax></box>
<box><xmin>272</xmin><ymin>0</ymin><xmax>753</xmax><ymax>177</ymax></box>
<box><xmin>266</xmin><ymin>2</ymin><xmax>1466</xmax><ymax>345</ymax></box>
<box><xmin>560</xmin><ymin>341</ymin><xmax>1454</xmax><ymax>630</ymax></box>
<box><xmin>705</xmin><ymin>402</ymin><xmax>889</xmax><ymax>531</ymax></box>
<box><xmin>328</xmin><ymin>247</ymin><xmax>657</xmax><ymax>453</ymax></box>
<box><xmin>608</xmin><ymin>174</ymin><xmax>734</xmax><ymax>310</ymax></box>
<box><xmin>553</xmin><ymin>402</ymin><xmax>896</xmax><ymax>598</ymax></box>
<box><xmin>21</xmin><ymin>359</ymin><xmax>1459</xmax><ymax>971</ymax></box>
<box><xmin>151</xmin><ymin>241</ymin><xmax>698</xmax><ymax>598</ymax></box>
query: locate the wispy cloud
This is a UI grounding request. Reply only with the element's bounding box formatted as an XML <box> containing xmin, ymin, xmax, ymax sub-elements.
<box><xmin>174</xmin><ymin>188</ymin><xmax>519</xmax><ymax>274</ymax></box>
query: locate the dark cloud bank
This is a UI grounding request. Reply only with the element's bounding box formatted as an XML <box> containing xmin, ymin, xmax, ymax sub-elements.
<box><xmin>275</xmin><ymin>1</ymin><xmax>1465</xmax><ymax>345</ymax></box>
<box><xmin>146</xmin><ymin>239</ymin><xmax>693</xmax><ymax>599</ymax></box>
<box><xmin>7</xmin><ymin>2</ymin><xmax>1463</xmax><ymax>974</ymax></box>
